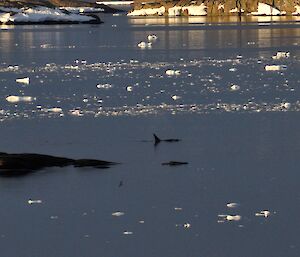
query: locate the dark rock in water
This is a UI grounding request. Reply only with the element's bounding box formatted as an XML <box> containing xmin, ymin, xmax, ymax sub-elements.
<box><xmin>0</xmin><ymin>152</ymin><xmax>117</xmax><ymax>177</ymax></box>
<box><xmin>161</xmin><ymin>161</ymin><xmax>188</xmax><ymax>166</ymax></box>
<box><xmin>153</xmin><ymin>133</ymin><xmax>181</xmax><ymax>145</ymax></box>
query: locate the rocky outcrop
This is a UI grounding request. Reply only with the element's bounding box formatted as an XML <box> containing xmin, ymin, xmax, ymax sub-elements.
<box><xmin>128</xmin><ymin>0</ymin><xmax>300</xmax><ymax>16</ymax></box>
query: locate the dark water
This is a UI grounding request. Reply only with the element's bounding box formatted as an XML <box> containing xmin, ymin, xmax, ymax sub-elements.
<box><xmin>0</xmin><ymin>14</ymin><xmax>300</xmax><ymax>257</ymax></box>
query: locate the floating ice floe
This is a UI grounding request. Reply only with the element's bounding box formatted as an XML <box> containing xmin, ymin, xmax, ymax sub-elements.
<box><xmin>265</xmin><ymin>65</ymin><xmax>287</xmax><ymax>71</ymax></box>
<box><xmin>272</xmin><ymin>52</ymin><xmax>290</xmax><ymax>60</ymax></box>
<box><xmin>255</xmin><ymin>210</ymin><xmax>271</xmax><ymax>218</ymax></box>
<box><xmin>147</xmin><ymin>34</ymin><xmax>158</xmax><ymax>41</ymax></box>
<box><xmin>281</xmin><ymin>102</ymin><xmax>291</xmax><ymax>109</ymax></box>
<box><xmin>183</xmin><ymin>223</ymin><xmax>191</xmax><ymax>229</ymax></box>
<box><xmin>112</xmin><ymin>211</ymin><xmax>125</xmax><ymax>217</ymax></box>
<box><xmin>171</xmin><ymin>95</ymin><xmax>181</xmax><ymax>101</ymax></box>
<box><xmin>226</xmin><ymin>203</ymin><xmax>239</xmax><ymax>208</ymax></box>
<box><xmin>6</xmin><ymin>95</ymin><xmax>36</xmax><ymax>103</ymax></box>
<box><xmin>137</xmin><ymin>41</ymin><xmax>152</xmax><ymax>49</ymax></box>
<box><xmin>97</xmin><ymin>83</ymin><xmax>113</xmax><ymax>89</ymax></box>
<box><xmin>126</xmin><ymin>86</ymin><xmax>133</xmax><ymax>92</ymax></box>
<box><xmin>251</xmin><ymin>3</ymin><xmax>283</xmax><ymax>16</ymax></box>
<box><xmin>16</xmin><ymin>77</ymin><xmax>30</xmax><ymax>85</ymax></box>
<box><xmin>165</xmin><ymin>69</ymin><xmax>181</xmax><ymax>76</ymax></box>
<box><xmin>230</xmin><ymin>84</ymin><xmax>240</xmax><ymax>91</ymax></box>
<box><xmin>28</xmin><ymin>199</ymin><xmax>42</xmax><ymax>204</ymax></box>
<box><xmin>174</xmin><ymin>207</ymin><xmax>183</xmax><ymax>211</ymax></box>
<box><xmin>123</xmin><ymin>231</ymin><xmax>133</xmax><ymax>235</ymax></box>
<box><xmin>218</xmin><ymin>214</ymin><xmax>241</xmax><ymax>222</ymax></box>
<box><xmin>46</xmin><ymin>107</ymin><xmax>63</xmax><ymax>113</ymax></box>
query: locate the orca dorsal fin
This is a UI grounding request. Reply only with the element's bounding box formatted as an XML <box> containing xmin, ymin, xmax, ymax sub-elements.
<box><xmin>153</xmin><ymin>134</ymin><xmax>161</xmax><ymax>144</ymax></box>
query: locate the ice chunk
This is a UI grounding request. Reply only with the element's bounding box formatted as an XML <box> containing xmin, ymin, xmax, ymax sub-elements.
<box><xmin>123</xmin><ymin>231</ymin><xmax>133</xmax><ymax>235</ymax></box>
<box><xmin>226</xmin><ymin>203</ymin><xmax>239</xmax><ymax>208</ymax></box>
<box><xmin>28</xmin><ymin>199</ymin><xmax>42</xmax><ymax>204</ymax></box>
<box><xmin>6</xmin><ymin>95</ymin><xmax>35</xmax><ymax>103</ymax></box>
<box><xmin>183</xmin><ymin>223</ymin><xmax>191</xmax><ymax>228</ymax></box>
<box><xmin>255</xmin><ymin>210</ymin><xmax>271</xmax><ymax>217</ymax></box>
<box><xmin>230</xmin><ymin>84</ymin><xmax>240</xmax><ymax>91</ymax></box>
<box><xmin>265</xmin><ymin>65</ymin><xmax>287</xmax><ymax>71</ymax></box>
<box><xmin>272</xmin><ymin>52</ymin><xmax>290</xmax><ymax>60</ymax></box>
<box><xmin>16</xmin><ymin>77</ymin><xmax>30</xmax><ymax>84</ymax></box>
<box><xmin>166</xmin><ymin>70</ymin><xmax>181</xmax><ymax>76</ymax></box>
<box><xmin>112</xmin><ymin>211</ymin><xmax>125</xmax><ymax>217</ymax></box>
<box><xmin>147</xmin><ymin>34</ymin><xmax>158</xmax><ymax>41</ymax></box>
<box><xmin>126</xmin><ymin>86</ymin><xmax>133</xmax><ymax>92</ymax></box>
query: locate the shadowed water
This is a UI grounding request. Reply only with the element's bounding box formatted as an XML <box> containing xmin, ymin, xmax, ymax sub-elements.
<box><xmin>0</xmin><ymin>14</ymin><xmax>300</xmax><ymax>257</ymax></box>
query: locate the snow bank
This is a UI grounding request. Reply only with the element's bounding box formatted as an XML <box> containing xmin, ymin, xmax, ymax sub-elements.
<box><xmin>251</xmin><ymin>3</ymin><xmax>282</xmax><ymax>16</ymax></box>
<box><xmin>168</xmin><ymin>4</ymin><xmax>206</xmax><ymax>16</ymax></box>
<box><xmin>182</xmin><ymin>4</ymin><xmax>207</xmax><ymax>16</ymax></box>
<box><xmin>292</xmin><ymin>5</ymin><xmax>300</xmax><ymax>15</ymax></box>
<box><xmin>0</xmin><ymin>7</ymin><xmax>98</xmax><ymax>24</ymax></box>
<box><xmin>61</xmin><ymin>7</ymin><xmax>105</xmax><ymax>14</ymax></box>
<box><xmin>127</xmin><ymin>6</ymin><xmax>165</xmax><ymax>16</ymax></box>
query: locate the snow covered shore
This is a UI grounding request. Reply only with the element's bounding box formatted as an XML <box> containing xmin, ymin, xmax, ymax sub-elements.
<box><xmin>0</xmin><ymin>6</ymin><xmax>102</xmax><ymax>25</ymax></box>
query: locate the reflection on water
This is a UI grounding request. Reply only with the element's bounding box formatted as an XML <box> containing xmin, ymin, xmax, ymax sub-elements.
<box><xmin>128</xmin><ymin>15</ymin><xmax>300</xmax><ymax>26</ymax></box>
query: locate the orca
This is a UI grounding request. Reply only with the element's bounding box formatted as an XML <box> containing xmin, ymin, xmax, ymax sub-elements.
<box><xmin>161</xmin><ymin>161</ymin><xmax>188</xmax><ymax>166</ymax></box>
<box><xmin>0</xmin><ymin>152</ymin><xmax>117</xmax><ymax>177</ymax></box>
<box><xmin>153</xmin><ymin>134</ymin><xmax>181</xmax><ymax>145</ymax></box>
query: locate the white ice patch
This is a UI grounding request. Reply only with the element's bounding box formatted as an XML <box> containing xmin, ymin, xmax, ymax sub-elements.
<box><xmin>292</xmin><ymin>5</ymin><xmax>300</xmax><ymax>15</ymax></box>
<box><xmin>147</xmin><ymin>34</ymin><xmax>158</xmax><ymax>41</ymax></box>
<box><xmin>166</xmin><ymin>69</ymin><xmax>181</xmax><ymax>76</ymax></box>
<box><xmin>28</xmin><ymin>199</ymin><xmax>42</xmax><ymax>204</ymax></box>
<box><xmin>226</xmin><ymin>203</ymin><xmax>239</xmax><ymax>208</ymax></box>
<box><xmin>137</xmin><ymin>41</ymin><xmax>152</xmax><ymax>49</ymax></box>
<box><xmin>168</xmin><ymin>4</ymin><xmax>207</xmax><ymax>16</ymax></box>
<box><xmin>60</xmin><ymin>7</ymin><xmax>105</xmax><ymax>13</ymax></box>
<box><xmin>16</xmin><ymin>77</ymin><xmax>30</xmax><ymax>84</ymax></box>
<box><xmin>0</xmin><ymin>7</ymin><xmax>95</xmax><ymax>24</ymax></box>
<box><xmin>230</xmin><ymin>84</ymin><xmax>240</xmax><ymax>91</ymax></box>
<box><xmin>128</xmin><ymin>6</ymin><xmax>165</xmax><ymax>16</ymax></box>
<box><xmin>112</xmin><ymin>211</ymin><xmax>125</xmax><ymax>217</ymax></box>
<box><xmin>255</xmin><ymin>210</ymin><xmax>271</xmax><ymax>217</ymax></box>
<box><xmin>265</xmin><ymin>65</ymin><xmax>287</xmax><ymax>71</ymax></box>
<box><xmin>230</xmin><ymin>7</ymin><xmax>244</xmax><ymax>13</ymax></box>
<box><xmin>251</xmin><ymin>3</ymin><xmax>282</xmax><ymax>16</ymax></box>
<box><xmin>6</xmin><ymin>95</ymin><xmax>36</xmax><ymax>103</ymax></box>
<box><xmin>272</xmin><ymin>52</ymin><xmax>290</xmax><ymax>60</ymax></box>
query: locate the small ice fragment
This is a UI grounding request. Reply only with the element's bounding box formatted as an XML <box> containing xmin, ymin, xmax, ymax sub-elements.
<box><xmin>230</xmin><ymin>84</ymin><xmax>240</xmax><ymax>91</ymax></box>
<box><xmin>226</xmin><ymin>203</ymin><xmax>239</xmax><ymax>208</ymax></box>
<box><xmin>171</xmin><ymin>95</ymin><xmax>181</xmax><ymax>100</ymax></box>
<box><xmin>6</xmin><ymin>95</ymin><xmax>35</xmax><ymax>103</ymax></box>
<box><xmin>112</xmin><ymin>212</ymin><xmax>125</xmax><ymax>217</ymax></box>
<box><xmin>229</xmin><ymin>68</ymin><xmax>237</xmax><ymax>72</ymax></box>
<box><xmin>50</xmin><ymin>216</ymin><xmax>59</xmax><ymax>219</ymax></box>
<box><xmin>139</xmin><ymin>220</ymin><xmax>145</xmax><ymax>224</ymax></box>
<box><xmin>183</xmin><ymin>223</ymin><xmax>191</xmax><ymax>228</ymax></box>
<box><xmin>123</xmin><ymin>231</ymin><xmax>133</xmax><ymax>235</ymax></box>
<box><xmin>16</xmin><ymin>77</ymin><xmax>30</xmax><ymax>84</ymax></box>
<box><xmin>28</xmin><ymin>199</ymin><xmax>42</xmax><ymax>204</ymax></box>
<box><xmin>174</xmin><ymin>207</ymin><xmax>183</xmax><ymax>211</ymax></box>
<box><xmin>272</xmin><ymin>52</ymin><xmax>290</xmax><ymax>60</ymax></box>
<box><xmin>281</xmin><ymin>102</ymin><xmax>291</xmax><ymax>109</ymax></box>
<box><xmin>265</xmin><ymin>65</ymin><xmax>287</xmax><ymax>71</ymax></box>
<box><xmin>165</xmin><ymin>70</ymin><xmax>181</xmax><ymax>76</ymax></box>
<box><xmin>126</xmin><ymin>86</ymin><xmax>133</xmax><ymax>92</ymax></box>
<box><xmin>226</xmin><ymin>215</ymin><xmax>241</xmax><ymax>221</ymax></box>
<box><xmin>147</xmin><ymin>34</ymin><xmax>158</xmax><ymax>41</ymax></box>
<box><xmin>255</xmin><ymin>210</ymin><xmax>271</xmax><ymax>217</ymax></box>
<box><xmin>147</xmin><ymin>42</ymin><xmax>152</xmax><ymax>48</ymax></box>
<box><xmin>47</xmin><ymin>107</ymin><xmax>62</xmax><ymax>113</ymax></box>
<box><xmin>137</xmin><ymin>41</ymin><xmax>147</xmax><ymax>49</ymax></box>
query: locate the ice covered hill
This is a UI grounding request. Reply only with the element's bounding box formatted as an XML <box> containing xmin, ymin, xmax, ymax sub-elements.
<box><xmin>0</xmin><ymin>0</ymin><xmax>123</xmax><ymax>25</ymax></box>
<box><xmin>128</xmin><ymin>0</ymin><xmax>300</xmax><ymax>16</ymax></box>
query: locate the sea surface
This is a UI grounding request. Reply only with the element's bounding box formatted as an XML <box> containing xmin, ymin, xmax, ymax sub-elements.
<box><xmin>0</xmin><ymin>14</ymin><xmax>300</xmax><ymax>257</ymax></box>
